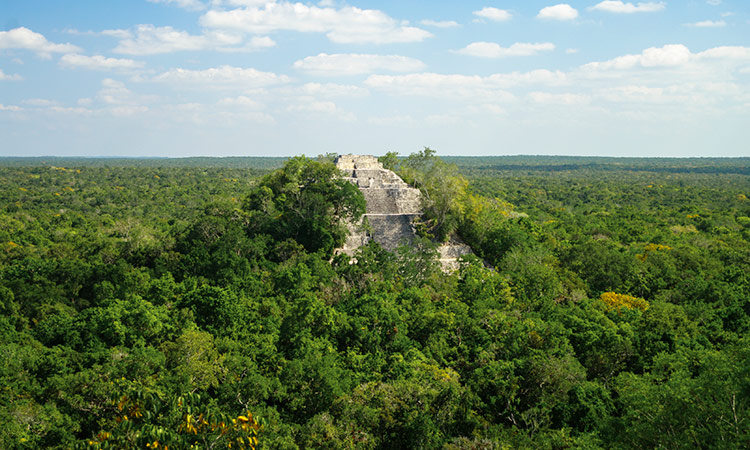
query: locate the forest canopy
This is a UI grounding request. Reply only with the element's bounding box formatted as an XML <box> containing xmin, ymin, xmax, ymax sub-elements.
<box><xmin>0</xmin><ymin>154</ymin><xmax>748</xmax><ymax>449</ymax></box>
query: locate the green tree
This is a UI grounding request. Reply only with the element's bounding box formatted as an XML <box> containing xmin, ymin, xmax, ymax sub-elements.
<box><xmin>244</xmin><ymin>156</ymin><xmax>365</xmax><ymax>257</ymax></box>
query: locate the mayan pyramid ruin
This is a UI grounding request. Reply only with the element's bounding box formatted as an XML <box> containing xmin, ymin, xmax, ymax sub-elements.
<box><xmin>335</xmin><ymin>154</ymin><xmax>472</xmax><ymax>270</ymax></box>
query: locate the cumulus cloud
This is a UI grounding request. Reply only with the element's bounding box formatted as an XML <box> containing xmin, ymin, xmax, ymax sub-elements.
<box><xmin>696</xmin><ymin>46</ymin><xmax>750</xmax><ymax>60</ymax></box>
<box><xmin>684</xmin><ymin>20</ymin><xmax>727</xmax><ymax>27</ymax></box>
<box><xmin>293</xmin><ymin>53</ymin><xmax>425</xmax><ymax>76</ymax></box>
<box><xmin>152</xmin><ymin>65</ymin><xmax>290</xmax><ymax>87</ymax></box>
<box><xmin>590</xmin><ymin>1</ymin><xmax>666</xmax><ymax>13</ymax></box>
<box><xmin>537</xmin><ymin>4</ymin><xmax>579</xmax><ymax>21</ymax></box>
<box><xmin>60</xmin><ymin>54</ymin><xmax>145</xmax><ymax>71</ymax></box>
<box><xmin>364</xmin><ymin>70</ymin><xmax>566</xmax><ymax>101</ymax></box>
<box><xmin>0</xmin><ymin>27</ymin><xmax>80</xmax><ymax>57</ymax></box>
<box><xmin>420</xmin><ymin>19</ymin><xmax>460</xmax><ymax>28</ymax></box>
<box><xmin>473</xmin><ymin>7</ymin><xmax>512</xmax><ymax>22</ymax></box>
<box><xmin>112</xmin><ymin>25</ymin><xmax>274</xmax><ymax>55</ymax></box>
<box><xmin>147</xmin><ymin>0</ymin><xmax>206</xmax><ymax>10</ymax></box>
<box><xmin>456</xmin><ymin>42</ymin><xmax>555</xmax><ymax>58</ymax></box>
<box><xmin>582</xmin><ymin>44</ymin><xmax>691</xmax><ymax>70</ymax></box>
<box><xmin>199</xmin><ymin>2</ymin><xmax>432</xmax><ymax>44</ymax></box>
<box><xmin>0</xmin><ymin>69</ymin><xmax>22</xmax><ymax>80</ymax></box>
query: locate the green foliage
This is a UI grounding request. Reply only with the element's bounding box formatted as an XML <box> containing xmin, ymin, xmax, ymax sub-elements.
<box><xmin>0</xmin><ymin>155</ymin><xmax>748</xmax><ymax>449</ymax></box>
<box><xmin>393</xmin><ymin>148</ymin><xmax>469</xmax><ymax>242</ymax></box>
<box><xmin>243</xmin><ymin>156</ymin><xmax>365</xmax><ymax>256</ymax></box>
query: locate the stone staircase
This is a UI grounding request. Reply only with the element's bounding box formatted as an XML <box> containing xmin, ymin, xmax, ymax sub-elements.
<box><xmin>336</xmin><ymin>154</ymin><xmax>473</xmax><ymax>270</ymax></box>
<box><xmin>336</xmin><ymin>154</ymin><xmax>420</xmax><ymax>253</ymax></box>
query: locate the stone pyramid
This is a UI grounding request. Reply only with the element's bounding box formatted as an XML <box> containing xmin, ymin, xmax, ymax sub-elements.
<box><xmin>336</xmin><ymin>154</ymin><xmax>473</xmax><ymax>270</ymax></box>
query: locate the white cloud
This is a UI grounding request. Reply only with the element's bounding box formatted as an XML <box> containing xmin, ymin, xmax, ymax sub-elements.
<box><xmin>582</xmin><ymin>44</ymin><xmax>691</xmax><ymax>70</ymax></box>
<box><xmin>537</xmin><ymin>4</ymin><xmax>579</xmax><ymax>21</ymax></box>
<box><xmin>152</xmin><ymin>65</ymin><xmax>290</xmax><ymax>87</ymax></box>
<box><xmin>102</xmin><ymin>29</ymin><xmax>134</xmax><ymax>39</ymax></box>
<box><xmin>473</xmin><ymin>7</ymin><xmax>512</xmax><ymax>22</ymax></box>
<box><xmin>60</xmin><ymin>54</ymin><xmax>145</xmax><ymax>71</ymax></box>
<box><xmin>0</xmin><ymin>27</ymin><xmax>80</xmax><ymax>57</ymax></box>
<box><xmin>600</xmin><ymin>85</ymin><xmax>666</xmax><ymax>103</ymax></box>
<box><xmin>528</xmin><ymin>91</ymin><xmax>590</xmax><ymax>105</ymax></box>
<box><xmin>566</xmin><ymin>48</ymin><xmax>580</xmax><ymax>54</ymax></box>
<box><xmin>0</xmin><ymin>104</ymin><xmax>23</xmax><ymax>112</ymax></box>
<box><xmin>0</xmin><ymin>68</ymin><xmax>22</xmax><ymax>80</ymax></box>
<box><xmin>288</xmin><ymin>99</ymin><xmax>337</xmax><ymax>114</ymax></box>
<box><xmin>364</xmin><ymin>72</ymin><xmax>526</xmax><ymax>102</ymax></box>
<box><xmin>590</xmin><ymin>1</ymin><xmax>666</xmax><ymax>13</ymax></box>
<box><xmin>696</xmin><ymin>46</ymin><xmax>750</xmax><ymax>60</ymax></box>
<box><xmin>200</xmin><ymin>2</ymin><xmax>432</xmax><ymax>44</ymax></box>
<box><xmin>112</xmin><ymin>25</ymin><xmax>274</xmax><ymax>55</ymax></box>
<box><xmin>87</xmin><ymin>79</ymin><xmax>160</xmax><ymax>117</ymax></box>
<box><xmin>113</xmin><ymin>25</ymin><xmax>223</xmax><ymax>54</ymax></box>
<box><xmin>97</xmin><ymin>79</ymin><xmax>135</xmax><ymax>105</ymax></box>
<box><xmin>420</xmin><ymin>19</ymin><xmax>460</xmax><ymax>28</ymax></box>
<box><xmin>295</xmin><ymin>82</ymin><xmax>369</xmax><ymax>97</ymax></box>
<box><xmin>63</xmin><ymin>28</ymin><xmax>137</xmax><ymax>40</ymax></box>
<box><xmin>287</xmin><ymin>98</ymin><xmax>356</xmax><ymax>121</ymax></box>
<box><xmin>293</xmin><ymin>53</ymin><xmax>425</xmax><ymax>76</ymax></box>
<box><xmin>707</xmin><ymin>0</ymin><xmax>722</xmax><ymax>5</ymax></box>
<box><xmin>575</xmin><ymin>45</ymin><xmax>750</xmax><ymax>109</ymax></box>
<box><xmin>147</xmin><ymin>0</ymin><xmax>206</xmax><ymax>11</ymax></box>
<box><xmin>61</xmin><ymin>28</ymin><xmax>94</xmax><ymax>36</ymax></box>
<box><xmin>218</xmin><ymin>95</ymin><xmax>265</xmax><ymax>109</ymax></box>
<box><xmin>684</xmin><ymin>20</ymin><xmax>727</xmax><ymax>27</ymax></box>
<box><xmin>456</xmin><ymin>42</ymin><xmax>555</xmax><ymax>58</ymax></box>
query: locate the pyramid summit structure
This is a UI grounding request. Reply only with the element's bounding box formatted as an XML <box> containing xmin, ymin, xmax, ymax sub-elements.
<box><xmin>335</xmin><ymin>154</ymin><xmax>472</xmax><ymax>270</ymax></box>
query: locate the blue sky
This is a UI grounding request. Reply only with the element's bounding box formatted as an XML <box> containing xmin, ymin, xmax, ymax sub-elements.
<box><xmin>1</xmin><ymin>0</ymin><xmax>748</xmax><ymax>157</ymax></box>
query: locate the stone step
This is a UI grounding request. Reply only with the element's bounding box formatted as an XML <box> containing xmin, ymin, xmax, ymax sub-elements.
<box><xmin>366</xmin><ymin>214</ymin><xmax>417</xmax><ymax>251</ymax></box>
<box><xmin>361</xmin><ymin>188</ymin><xmax>422</xmax><ymax>215</ymax></box>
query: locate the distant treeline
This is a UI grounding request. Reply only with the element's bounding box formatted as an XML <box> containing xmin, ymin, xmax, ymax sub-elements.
<box><xmin>0</xmin><ymin>156</ymin><xmax>288</xmax><ymax>169</ymax></box>
<box><xmin>3</xmin><ymin>155</ymin><xmax>749</xmax><ymax>174</ymax></box>
<box><xmin>443</xmin><ymin>156</ymin><xmax>750</xmax><ymax>175</ymax></box>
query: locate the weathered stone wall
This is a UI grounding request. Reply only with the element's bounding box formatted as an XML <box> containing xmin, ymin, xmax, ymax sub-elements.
<box><xmin>336</xmin><ymin>154</ymin><xmax>474</xmax><ymax>270</ymax></box>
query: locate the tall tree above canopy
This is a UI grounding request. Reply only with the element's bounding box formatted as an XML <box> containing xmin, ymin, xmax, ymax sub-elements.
<box><xmin>398</xmin><ymin>148</ymin><xmax>468</xmax><ymax>242</ymax></box>
<box><xmin>243</xmin><ymin>156</ymin><xmax>365</xmax><ymax>257</ymax></box>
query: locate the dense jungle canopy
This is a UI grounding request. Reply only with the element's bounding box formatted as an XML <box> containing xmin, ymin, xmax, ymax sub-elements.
<box><xmin>1</xmin><ymin>153</ymin><xmax>749</xmax><ymax>449</ymax></box>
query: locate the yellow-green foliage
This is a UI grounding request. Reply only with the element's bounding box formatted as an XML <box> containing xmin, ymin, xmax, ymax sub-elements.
<box><xmin>600</xmin><ymin>292</ymin><xmax>649</xmax><ymax>312</ymax></box>
<box><xmin>636</xmin><ymin>243</ymin><xmax>673</xmax><ymax>261</ymax></box>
